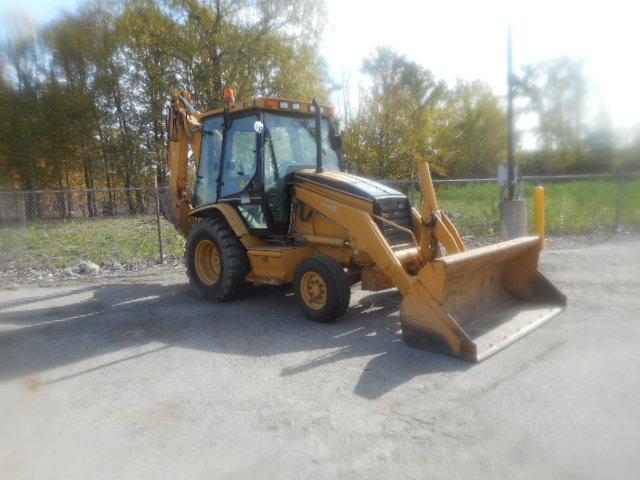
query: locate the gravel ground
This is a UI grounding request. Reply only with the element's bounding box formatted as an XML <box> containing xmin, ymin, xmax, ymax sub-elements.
<box><xmin>1</xmin><ymin>235</ymin><xmax>639</xmax><ymax>479</ymax></box>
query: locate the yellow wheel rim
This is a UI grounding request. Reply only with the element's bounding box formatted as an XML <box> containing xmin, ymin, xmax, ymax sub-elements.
<box><xmin>300</xmin><ymin>271</ymin><xmax>327</xmax><ymax>310</ymax></box>
<box><xmin>194</xmin><ymin>239</ymin><xmax>221</xmax><ymax>285</ymax></box>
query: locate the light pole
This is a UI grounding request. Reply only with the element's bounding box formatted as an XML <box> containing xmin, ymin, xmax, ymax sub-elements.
<box><xmin>500</xmin><ymin>26</ymin><xmax>528</xmax><ymax>239</ymax></box>
<box><xmin>507</xmin><ymin>26</ymin><xmax>516</xmax><ymax>200</ymax></box>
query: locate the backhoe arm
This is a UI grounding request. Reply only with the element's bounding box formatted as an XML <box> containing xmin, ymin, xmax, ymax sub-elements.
<box><xmin>167</xmin><ymin>89</ymin><xmax>202</xmax><ymax>236</ymax></box>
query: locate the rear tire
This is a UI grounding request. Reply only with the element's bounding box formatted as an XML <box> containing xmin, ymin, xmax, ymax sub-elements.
<box><xmin>294</xmin><ymin>255</ymin><xmax>350</xmax><ymax>323</ymax></box>
<box><xmin>186</xmin><ymin>216</ymin><xmax>250</xmax><ymax>302</ymax></box>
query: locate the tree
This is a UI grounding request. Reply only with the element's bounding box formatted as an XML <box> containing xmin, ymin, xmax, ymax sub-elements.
<box><xmin>517</xmin><ymin>57</ymin><xmax>589</xmax><ymax>173</ymax></box>
<box><xmin>343</xmin><ymin>49</ymin><xmax>506</xmax><ymax>180</ymax></box>
<box><xmin>620</xmin><ymin>125</ymin><xmax>640</xmax><ymax>172</ymax></box>
<box><xmin>344</xmin><ymin>47</ymin><xmax>443</xmax><ymax>179</ymax></box>
<box><xmin>0</xmin><ymin>0</ymin><xmax>330</xmax><ymax>196</ymax></box>
<box><xmin>581</xmin><ymin>106</ymin><xmax>617</xmax><ymax>172</ymax></box>
<box><xmin>1</xmin><ymin>35</ymin><xmax>47</xmax><ymax>192</ymax></box>
<box><xmin>435</xmin><ymin>81</ymin><xmax>507</xmax><ymax>178</ymax></box>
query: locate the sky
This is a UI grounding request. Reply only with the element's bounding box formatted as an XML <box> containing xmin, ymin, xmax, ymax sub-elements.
<box><xmin>323</xmin><ymin>0</ymin><xmax>640</xmax><ymax>131</ymax></box>
<box><xmin>1</xmin><ymin>0</ymin><xmax>639</xmax><ymax>131</ymax></box>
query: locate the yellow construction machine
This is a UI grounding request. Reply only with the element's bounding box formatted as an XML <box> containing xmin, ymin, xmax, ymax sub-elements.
<box><xmin>166</xmin><ymin>88</ymin><xmax>565</xmax><ymax>362</ymax></box>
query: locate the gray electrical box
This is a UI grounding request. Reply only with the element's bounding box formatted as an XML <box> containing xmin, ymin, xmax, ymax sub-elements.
<box><xmin>497</xmin><ymin>162</ymin><xmax>518</xmax><ymax>188</ymax></box>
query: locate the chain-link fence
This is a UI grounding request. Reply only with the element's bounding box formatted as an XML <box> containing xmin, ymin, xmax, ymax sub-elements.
<box><xmin>1</xmin><ymin>173</ymin><xmax>639</xmax><ymax>275</ymax></box>
<box><xmin>384</xmin><ymin>172</ymin><xmax>640</xmax><ymax>245</ymax></box>
<box><xmin>0</xmin><ymin>187</ymin><xmax>167</xmax><ymax>222</ymax></box>
<box><xmin>0</xmin><ymin>187</ymin><xmax>184</xmax><ymax>274</ymax></box>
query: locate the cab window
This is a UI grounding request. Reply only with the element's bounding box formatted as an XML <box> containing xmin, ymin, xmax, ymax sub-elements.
<box><xmin>238</xmin><ymin>205</ymin><xmax>267</xmax><ymax>229</ymax></box>
<box><xmin>221</xmin><ymin>115</ymin><xmax>257</xmax><ymax>198</ymax></box>
<box><xmin>195</xmin><ymin>115</ymin><xmax>224</xmax><ymax>206</ymax></box>
<box><xmin>263</xmin><ymin>113</ymin><xmax>340</xmax><ymax>223</ymax></box>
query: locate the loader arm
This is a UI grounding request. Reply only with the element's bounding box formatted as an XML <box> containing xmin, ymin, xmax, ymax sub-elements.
<box><xmin>166</xmin><ymin>89</ymin><xmax>202</xmax><ymax>236</ymax></box>
<box><xmin>416</xmin><ymin>162</ymin><xmax>466</xmax><ymax>255</ymax></box>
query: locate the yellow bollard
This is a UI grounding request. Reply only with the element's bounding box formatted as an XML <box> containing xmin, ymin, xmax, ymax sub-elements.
<box><xmin>534</xmin><ymin>186</ymin><xmax>546</xmax><ymax>248</ymax></box>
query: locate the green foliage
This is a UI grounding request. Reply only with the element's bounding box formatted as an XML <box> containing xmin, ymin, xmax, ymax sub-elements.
<box><xmin>434</xmin><ymin>81</ymin><xmax>507</xmax><ymax>178</ymax></box>
<box><xmin>343</xmin><ymin>48</ymin><xmax>507</xmax><ymax>180</ymax></box>
<box><xmin>343</xmin><ymin>51</ymin><xmax>626</xmax><ymax>180</ymax></box>
<box><xmin>0</xmin><ymin>0</ymin><xmax>328</xmax><ymax>191</ymax></box>
<box><xmin>344</xmin><ymin>48</ymin><xmax>443</xmax><ymax>179</ymax></box>
<box><xmin>0</xmin><ymin>6</ymin><xmax>634</xmax><ymax>193</ymax></box>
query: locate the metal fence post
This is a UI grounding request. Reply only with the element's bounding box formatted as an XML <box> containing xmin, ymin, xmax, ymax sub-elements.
<box><xmin>22</xmin><ymin>193</ymin><xmax>28</xmax><ymax>228</ymax></box>
<box><xmin>615</xmin><ymin>171</ymin><xmax>624</xmax><ymax>232</ymax></box>
<box><xmin>154</xmin><ymin>182</ymin><xmax>165</xmax><ymax>264</ymax></box>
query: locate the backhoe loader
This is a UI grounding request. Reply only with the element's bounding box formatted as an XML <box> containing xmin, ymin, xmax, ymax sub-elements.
<box><xmin>166</xmin><ymin>88</ymin><xmax>565</xmax><ymax>362</ymax></box>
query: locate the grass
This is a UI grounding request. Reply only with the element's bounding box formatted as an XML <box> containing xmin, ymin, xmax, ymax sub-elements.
<box><xmin>1</xmin><ymin>179</ymin><xmax>638</xmax><ymax>270</ymax></box>
<box><xmin>435</xmin><ymin>183</ymin><xmax>502</xmax><ymax>236</ymax></box>
<box><xmin>426</xmin><ymin>179</ymin><xmax>640</xmax><ymax>237</ymax></box>
<box><xmin>0</xmin><ymin>216</ymin><xmax>185</xmax><ymax>270</ymax></box>
<box><xmin>527</xmin><ymin>180</ymin><xmax>640</xmax><ymax>232</ymax></box>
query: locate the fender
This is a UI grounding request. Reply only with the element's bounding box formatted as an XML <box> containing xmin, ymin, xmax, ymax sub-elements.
<box><xmin>189</xmin><ymin>203</ymin><xmax>265</xmax><ymax>248</ymax></box>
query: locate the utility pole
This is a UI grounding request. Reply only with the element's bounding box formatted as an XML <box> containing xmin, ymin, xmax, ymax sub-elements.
<box><xmin>500</xmin><ymin>26</ymin><xmax>527</xmax><ymax>239</ymax></box>
<box><xmin>507</xmin><ymin>26</ymin><xmax>516</xmax><ymax>200</ymax></box>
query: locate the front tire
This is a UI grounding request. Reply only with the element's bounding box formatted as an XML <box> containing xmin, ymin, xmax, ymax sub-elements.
<box><xmin>186</xmin><ymin>216</ymin><xmax>250</xmax><ymax>302</ymax></box>
<box><xmin>294</xmin><ymin>255</ymin><xmax>351</xmax><ymax>323</ymax></box>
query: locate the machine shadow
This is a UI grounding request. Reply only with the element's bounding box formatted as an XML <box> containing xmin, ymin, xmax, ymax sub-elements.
<box><xmin>0</xmin><ymin>281</ymin><xmax>469</xmax><ymax>398</ymax></box>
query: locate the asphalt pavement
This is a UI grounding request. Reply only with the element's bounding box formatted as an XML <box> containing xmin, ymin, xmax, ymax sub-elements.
<box><xmin>1</xmin><ymin>237</ymin><xmax>639</xmax><ymax>479</ymax></box>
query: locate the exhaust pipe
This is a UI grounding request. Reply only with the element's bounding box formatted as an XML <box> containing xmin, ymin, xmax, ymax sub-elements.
<box><xmin>312</xmin><ymin>98</ymin><xmax>323</xmax><ymax>173</ymax></box>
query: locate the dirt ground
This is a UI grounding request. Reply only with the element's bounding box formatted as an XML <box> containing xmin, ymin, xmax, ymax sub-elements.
<box><xmin>1</xmin><ymin>236</ymin><xmax>639</xmax><ymax>479</ymax></box>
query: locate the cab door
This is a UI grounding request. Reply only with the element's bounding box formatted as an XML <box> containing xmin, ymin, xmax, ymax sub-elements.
<box><xmin>216</xmin><ymin>113</ymin><xmax>270</xmax><ymax>231</ymax></box>
<box><xmin>194</xmin><ymin>115</ymin><xmax>224</xmax><ymax>207</ymax></box>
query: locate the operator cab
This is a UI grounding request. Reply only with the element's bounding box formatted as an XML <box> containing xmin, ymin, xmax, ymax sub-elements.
<box><xmin>194</xmin><ymin>98</ymin><xmax>343</xmax><ymax>236</ymax></box>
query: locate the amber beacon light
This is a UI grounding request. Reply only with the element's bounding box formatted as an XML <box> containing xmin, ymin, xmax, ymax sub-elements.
<box><xmin>223</xmin><ymin>88</ymin><xmax>235</xmax><ymax>103</ymax></box>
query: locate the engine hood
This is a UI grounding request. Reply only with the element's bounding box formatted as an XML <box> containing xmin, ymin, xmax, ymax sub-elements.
<box><xmin>293</xmin><ymin>169</ymin><xmax>404</xmax><ymax>203</ymax></box>
<box><xmin>293</xmin><ymin>169</ymin><xmax>415</xmax><ymax>247</ymax></box>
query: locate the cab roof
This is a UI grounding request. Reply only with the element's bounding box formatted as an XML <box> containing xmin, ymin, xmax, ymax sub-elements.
<box><xmin>200</xmin><ymin>97</ymin><xmax>335</xmax><ymax>120</ymax></box>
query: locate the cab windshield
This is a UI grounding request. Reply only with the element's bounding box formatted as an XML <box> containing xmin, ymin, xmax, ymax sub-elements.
<box><xmin>263</xmin><ymin>113</ymin><xmax>340</xmax><ymax>176</ymax></box>
<box><xmin>262</xmin><ymin>113</ymin><xmax>340</xmax><ymax>223</ymax></box>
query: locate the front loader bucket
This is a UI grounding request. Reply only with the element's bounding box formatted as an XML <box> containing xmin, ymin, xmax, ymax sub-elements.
<box><xmin>401</xmin><ymin>236</ymin><xmax>566</xmax><ymax>362</ymax></box>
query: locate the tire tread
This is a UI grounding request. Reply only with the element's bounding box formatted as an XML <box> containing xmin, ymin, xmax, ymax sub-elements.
<box><xmin>294</xmin><ymin>254</ymin><xmax>350</xmax><ymax>323</ymax></box>
<box><xmin>185</xmin><ymin>215</ymin><xmax>250</xmax><ymax>302</ymax></box>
